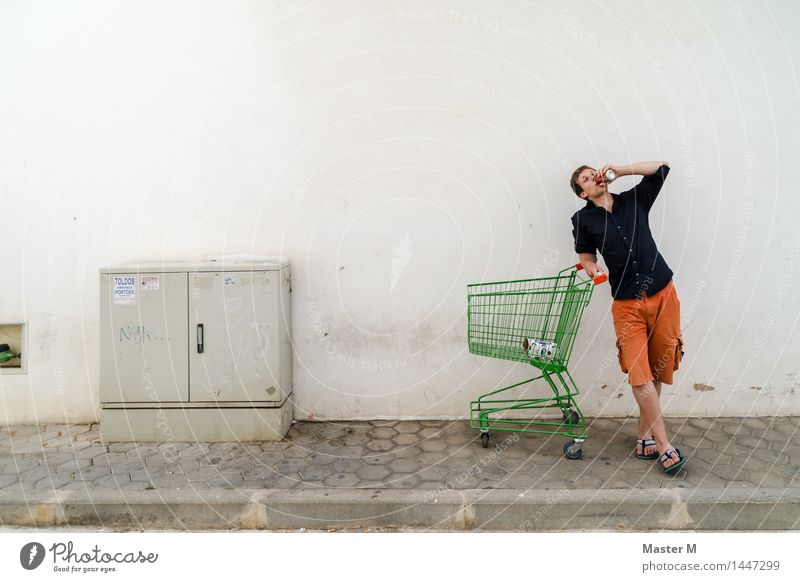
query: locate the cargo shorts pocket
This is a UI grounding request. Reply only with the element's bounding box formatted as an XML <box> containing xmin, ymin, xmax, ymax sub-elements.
<box><xmin>616</xmin><ymin>338</ymin><xmax>628</xmax><ymax>373</ymax></box>
<box><xmin>673</xmin><ymin>335</ymin><xmax>684</xmax><ymax>371</ymax></box>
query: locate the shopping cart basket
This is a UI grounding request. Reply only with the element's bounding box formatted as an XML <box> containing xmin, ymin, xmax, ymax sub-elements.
<box><xmin>467</xmin><ymin>263</ymin><xmax>607</xmax><ymax>459</ymax></box>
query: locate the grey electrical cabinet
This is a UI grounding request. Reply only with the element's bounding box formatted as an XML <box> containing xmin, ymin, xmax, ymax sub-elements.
<box><xmin>99</xmin><ymin>258</ymin><xmax>292</xmax><ymax>442</ymax></box>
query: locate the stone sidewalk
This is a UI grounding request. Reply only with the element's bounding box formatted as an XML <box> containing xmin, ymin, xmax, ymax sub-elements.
<box><xmin>1</xmin><ymin>417</ymin><xmax>798</xmax><ymax>531</ymax></box>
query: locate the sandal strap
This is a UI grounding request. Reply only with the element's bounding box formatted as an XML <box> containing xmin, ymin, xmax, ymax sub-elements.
<box><xmin>660</xmin><ymin>448</ymin><xmax>680</xmax><ymax>462</ymax></box>
<box><xmin>636</xmin><ymin>438</ymin><xmax>657</xmax><ymax>451</ymax></box>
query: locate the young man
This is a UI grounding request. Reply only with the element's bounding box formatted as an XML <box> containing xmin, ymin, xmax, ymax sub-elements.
<box><xmin>569</xmin><ymin>161</ymin><xmax>686</xmax><ymax>474</ymax></box>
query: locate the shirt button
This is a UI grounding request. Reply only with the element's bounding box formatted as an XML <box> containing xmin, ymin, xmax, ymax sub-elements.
<box><xmin>617</xmin><ymin>226</ymin><xmax>621</xmax><ymax>229</ymax></box>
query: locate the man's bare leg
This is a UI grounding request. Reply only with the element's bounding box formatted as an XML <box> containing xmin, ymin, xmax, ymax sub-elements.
<box><xmin>637</xmin><ymin>380</ymin><xmax>662</xmax><ymax>457</ymax></box>
<box><xmin>633</xmin><ymin>380</ymin><xmax>678</xmax><ymax>467</ymax></box>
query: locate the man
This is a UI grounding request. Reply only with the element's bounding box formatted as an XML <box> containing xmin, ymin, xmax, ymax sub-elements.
<box><xmin>569</xmin><ymin>161</ymin><xmax>686</xmax><ymax>474</ymax></box>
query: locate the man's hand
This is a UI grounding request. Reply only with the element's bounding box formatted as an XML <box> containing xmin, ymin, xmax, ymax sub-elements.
<box><xmin>585</xmin><ymin>262</ymin><xmax>604</xmax><ymax>278</ymax></box>
<box><xmin>578</xmin><ymin>253</ymin><xmax>603</xmax><ymax>278</ymax></box>
<box><xmin>598</xmin><ymin>163</ymin><xmax>621</xmax><ymax>182</ymax></box>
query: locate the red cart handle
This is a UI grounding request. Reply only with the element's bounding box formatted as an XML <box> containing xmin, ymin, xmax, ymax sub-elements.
<box><xmin>575</xmin><ymin>262</ymin><xmax>608</xmax><ymax>285</ymax></box>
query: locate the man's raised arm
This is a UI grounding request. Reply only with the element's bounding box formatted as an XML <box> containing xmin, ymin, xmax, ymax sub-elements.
<box><xmin>600</xmin><ymin>161</ymin><xmax>669</xmax><ymax>178</ymax></box>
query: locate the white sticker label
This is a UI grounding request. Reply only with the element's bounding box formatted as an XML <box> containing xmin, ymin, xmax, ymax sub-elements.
<box><xmin>141</xmin><ymin>276</ymin><xmax>159</xmax><ymax>291</ymax></box>
<box><xmin>224</xmin><ymin>275</ymin><xmax>236</xmax><ymax>286</ymax></box>
<box><xmin>112</xmin><ymin>276</ymin><xmax>136</xmax><ymax>305</ymax></box>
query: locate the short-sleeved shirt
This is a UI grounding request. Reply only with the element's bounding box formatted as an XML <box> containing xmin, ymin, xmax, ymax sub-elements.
<box><xmin>570</xmin><ymin>165</ymin><xmax>672</xmax><ymax>300</ymax></box>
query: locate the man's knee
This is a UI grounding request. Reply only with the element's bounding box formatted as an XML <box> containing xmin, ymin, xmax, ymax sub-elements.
<box><xmin>632</xmin><ymin>380</ymin><xmax>655</xmax><ymax>390</ymax></box>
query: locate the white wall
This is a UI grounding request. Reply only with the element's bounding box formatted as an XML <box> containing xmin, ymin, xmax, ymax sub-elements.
<box><xmin>1</xmin><ymin>0</ymin><xmax>799</xmax><ymax>424</ymax></box>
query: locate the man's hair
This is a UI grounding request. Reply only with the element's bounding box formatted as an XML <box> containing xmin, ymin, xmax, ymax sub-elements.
<box><xmin>570</xmin><ymin>165</ymin><xmax>593</xmax><ymax>197</ymax></box>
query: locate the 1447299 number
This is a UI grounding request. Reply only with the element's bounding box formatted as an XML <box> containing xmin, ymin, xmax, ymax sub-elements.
<box><xmin>734</xmin><ymin>560</ymin><xmax>780</xmax><ymax>570</ymax></box>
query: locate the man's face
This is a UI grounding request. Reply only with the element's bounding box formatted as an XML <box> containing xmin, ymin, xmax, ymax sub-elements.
<box><xmin>576</xmin><ymin>167</ymin><xmax>607</xmax><ymax>200</ymax></box>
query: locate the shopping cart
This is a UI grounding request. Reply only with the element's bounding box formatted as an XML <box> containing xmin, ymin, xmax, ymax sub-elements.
<box><xmin>467</xmin><ymin>263</ymin><xmax>607</xmax><ymax>459</ymax></box>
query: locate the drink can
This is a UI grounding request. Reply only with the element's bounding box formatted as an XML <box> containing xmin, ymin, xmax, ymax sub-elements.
<box><xmin>594</xmin><ymin>169</ymin><xmax>616</xmax><ymax>184</ymax></box>
<box><xmin>523</xmin><ymin>338</ymin><xmax>558</xmax><ymax>360</ymax></box>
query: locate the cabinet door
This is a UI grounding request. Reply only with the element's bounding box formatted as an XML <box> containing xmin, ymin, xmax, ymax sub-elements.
<box><xmin>189</xmin><ymin>271</ymin><xmax>283</xmax><ymax>403</ymax></box>
<box><xmin>100</xmin><ymin>272</ymin><xmax>189</xmax><ymax>403</ymax></box>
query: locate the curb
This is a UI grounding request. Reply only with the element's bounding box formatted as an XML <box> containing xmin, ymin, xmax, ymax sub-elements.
<box><xmin>1</xmin><ymin>487</ymin><xmax>797</xmax><ymax>531</ymax></box>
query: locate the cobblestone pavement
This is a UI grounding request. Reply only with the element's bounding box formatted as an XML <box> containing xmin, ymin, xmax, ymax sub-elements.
<box><xmin>0</xmin><ymin>417</ymin><xmax>797</xmax><ymax>494</ymax></box>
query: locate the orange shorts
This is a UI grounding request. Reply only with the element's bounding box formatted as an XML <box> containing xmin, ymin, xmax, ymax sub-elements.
<box><xmin>611</xmin><ymin>279</ymin><xmax>684</xmax><ymax>386</ymax></box>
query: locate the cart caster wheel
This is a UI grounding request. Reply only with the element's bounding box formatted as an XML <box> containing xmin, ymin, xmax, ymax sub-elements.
<box><xmin>481</xmin><ymin>433</ymin><xmax>490</xmax><ymax>448</ymax></box>
<box><xmin>563</xmin><ymin>441</ymin><xmax>582</xmax><ymax>459</ymax></box>
<box><xmin>562</xmin><ymin>409</ymin><xmax>580</xmax><ymax>426</ymax></box>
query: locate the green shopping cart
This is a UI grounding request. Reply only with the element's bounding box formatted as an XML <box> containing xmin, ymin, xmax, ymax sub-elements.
<box><xmin>467</xmin><ymin>263</ymin><xmax>607</xmax><ymax>459</ymax></box>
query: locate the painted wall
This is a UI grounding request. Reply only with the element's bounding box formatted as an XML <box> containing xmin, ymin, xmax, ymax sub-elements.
<box><xmin>1</xmin><ymin>0</ymin><xmax>798</xmax><ymax>424</ymax></box>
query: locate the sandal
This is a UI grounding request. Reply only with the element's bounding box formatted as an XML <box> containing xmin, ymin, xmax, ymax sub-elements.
<box><xmin>635</xmin><ymin>438</ymin><xmax>659</xmax><ymax>460</ymax></box>
<box><xmin>660</xmin><ymin>447</ymin><xmax>687</xmax><ymax>474</ymax></box>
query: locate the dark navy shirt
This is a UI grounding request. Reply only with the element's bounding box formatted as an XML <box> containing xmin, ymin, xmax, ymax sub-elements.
<box><xmin>570</xmin><ymin>165</ymin><xmax>672</xmax><ymax>300</ymax></box>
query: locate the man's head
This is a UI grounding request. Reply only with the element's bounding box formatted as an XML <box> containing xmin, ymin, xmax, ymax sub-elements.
<box><xmin>570</xmin><ymin>165</ymin><xmax>608</xmax><ymax>201</ymax></box>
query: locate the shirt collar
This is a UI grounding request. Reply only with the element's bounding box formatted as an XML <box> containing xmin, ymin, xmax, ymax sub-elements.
<box><xmin>585</xmin><ymin>192</ymin><xmax>619</xmax><ymax>210</ymax></box>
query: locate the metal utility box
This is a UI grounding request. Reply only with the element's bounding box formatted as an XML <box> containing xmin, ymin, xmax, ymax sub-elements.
<box><xmin>99</xmin><ymin>258</ymin><xmax>292</xmax><ymax>442</ymax></box>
